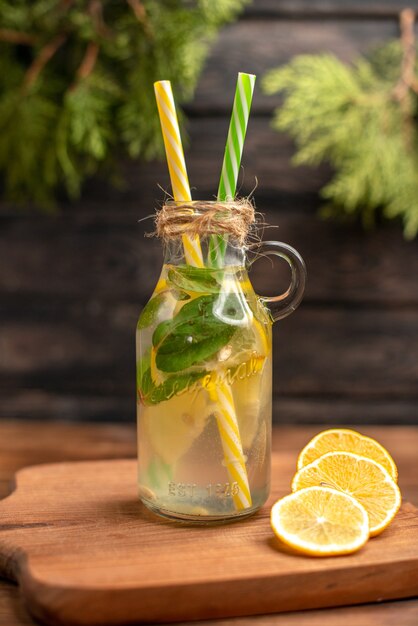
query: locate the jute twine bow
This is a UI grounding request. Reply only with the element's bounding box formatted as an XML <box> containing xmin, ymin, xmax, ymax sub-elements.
<box><xmin>153</xmin><ymin>199</ymin><xmax>256</xmax><ymax>245</ymax></box>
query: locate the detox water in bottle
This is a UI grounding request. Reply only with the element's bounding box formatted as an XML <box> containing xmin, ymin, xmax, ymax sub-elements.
<box><xmin>137</xmin><ymin>261</ymin><xmax>272</xmax><ymax>521</ymax></box>
<box><xmin>136</xmin><ymin>200</ymin><xmax>306</xmax><ymax>523</ymax></box>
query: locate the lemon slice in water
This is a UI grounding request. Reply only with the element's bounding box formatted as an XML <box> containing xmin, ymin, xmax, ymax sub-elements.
<box><xmin>142</xmin><ymin>387</ymin><xmax>213</xmax><ymax>465</ymax></box>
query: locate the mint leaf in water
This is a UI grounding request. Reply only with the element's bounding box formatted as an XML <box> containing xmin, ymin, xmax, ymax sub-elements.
<box><xmin>137</xmin><ymin>293</ymin><xmax>166</xmax><ymax>330</ymax></box>
<box><xmin>167</xmin><ymin>266</ymin><xmax>223</xmax><ymax>293</ymax></box>
<box><xmin>152</xmin><ymin>295</ymin><xmax>237</xmax><ymax>373</ymax></box>
<box><xmin>156</xmin><ymin>327</ymin><xmax>235</xmax><ymax>372</ymax></box>
<box><xmin>152</xmin><ymin>319</ymin><xmax>172</xmax><ymax>347</ymax></box>
<box><xmin>138</xmin><ymin>289</ymin><xmax>190</xmax><ymax>330</ymax></box>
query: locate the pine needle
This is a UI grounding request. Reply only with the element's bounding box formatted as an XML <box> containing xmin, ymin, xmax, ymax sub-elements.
<box><xmin>262</xmin><ymin>12</ymin><xmax>418</xmax><ymax>240</ymax></box>
<box><xmin>0</xmin><ymin>0</ymin><xmax>249</xmax><ymax>208</ymax></box>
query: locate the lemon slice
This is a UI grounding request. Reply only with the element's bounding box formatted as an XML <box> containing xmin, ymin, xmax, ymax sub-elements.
<box><xmin>152</xmin><ymin>277</ymin><xmax>168</xmax><ymax>295</ymax></box>
<box><xmin>142</xmin><ymin>388</ymin><xmax>213</xmax><ymax>465</ymax></box>
<box><xmin>271</xmin><ymin>486</ymin><xmax>369</xmax><ymax>556</ymax></box>
<box><xmin>252</xmin><ymin>316</ymin><xmax>270</xmax><ymax>357</ymax></box>
<box><xmin>292</xmin><ymin>452</ymin><xmax>401</xmax><ymax>536</ymax></box>
<box><xmin>232</xmin><ymin>353</ymin><xmax>271</xmax><ymax>448</ymax></box>
<box><xmin>297</xmin><ymin>428</ymin><xmax>398</xmax><ymax>481</ymax></box>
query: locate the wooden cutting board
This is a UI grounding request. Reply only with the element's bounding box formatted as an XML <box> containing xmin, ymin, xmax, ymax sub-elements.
<box><xmin>0</xmin><ymin>455</ymin><xmax>417</xmax><ymax>626</ymax></box>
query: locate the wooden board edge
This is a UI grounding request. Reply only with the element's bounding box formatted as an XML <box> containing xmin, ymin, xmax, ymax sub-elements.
<box><xmin>17</xmin><ymin>554</ymin><xmax>418</xmax><ymax>625</ymax></box>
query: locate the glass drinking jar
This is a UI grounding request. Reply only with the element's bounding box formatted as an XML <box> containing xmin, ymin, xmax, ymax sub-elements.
<box><xmin>136</xmin><ymin>201</ymin><xmax>306</xmax><ymax>523</ymax></box>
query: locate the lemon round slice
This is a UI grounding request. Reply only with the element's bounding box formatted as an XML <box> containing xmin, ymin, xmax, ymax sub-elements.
<box><xmin>292</xmin><ymin>452</ymin><xmax>401</xmax><ymax>536</ymax></box>
<box><xmin>142</xmin><ymin>389</ymin><xmax>213</xmax><ymax>465</ymax></box>
<box><xmin>271</xmin><ymin>486</ymin><xmax>369</xmax><ymax>556</ymax></box>
<box><xmin>297</xmin><ymin>428</ymin><xmax>398</xmax><ymax>481</ymax></box>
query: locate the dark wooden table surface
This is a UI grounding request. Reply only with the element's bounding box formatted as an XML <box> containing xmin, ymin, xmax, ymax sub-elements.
<box><xmin>0</xmin><ymin>420</ymin><xmax>417</xmax><ymax>626</ymax></box>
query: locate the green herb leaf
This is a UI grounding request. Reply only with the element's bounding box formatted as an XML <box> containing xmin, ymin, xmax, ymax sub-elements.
<box><xmin>146</xmin><ymin>456</ymin><xmax>173</xmax><ymax>487</ymax></box>
<box><xmin>152</xmin><ymin>294</ymin><xmax>237</xmax><ymax>373</ymax></box>
<box><xmin>156</xmin><ymin>327</ymin><xmax>235</xmax><ymax>372</ymax></box>
<box><xmin>152</xmin><ymin>319</ymin><xmax>172</xmax><ymax>347</ymax></box>
<box><xmin>137</xmin><ymin>293</ymin><xmax>166</xmax><ymax>329</ymax></box>
<box><xmin>167</xmin><ymin>266</ymin><xmax>223</xmax><ymax>293</ymax></box>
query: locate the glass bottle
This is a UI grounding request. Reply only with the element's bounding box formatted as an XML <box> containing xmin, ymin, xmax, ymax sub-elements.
<box><xmin>136</xmin><ymin>201</ymin><xmax>306</xmax><ymax>523</ymax></box>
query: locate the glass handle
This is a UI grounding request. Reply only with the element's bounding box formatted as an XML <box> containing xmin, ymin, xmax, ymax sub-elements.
<box><xmin>248</xmin><ymin>240</ymin><xmax>307</xmax><ymax>322</ymax></box>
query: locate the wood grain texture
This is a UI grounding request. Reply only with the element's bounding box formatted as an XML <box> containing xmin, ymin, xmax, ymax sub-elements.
<box><xmin>3</xmin><ymin>392</ymin><xmax>418</xmax><ymax>426</ymax></box>
<box><xmin>0</xmin><ymin>421</ymin><xmax>417</xmax><ymax>626</ymax></box>
<box><xmin>0</xmin><ymin>454</ymin><xmax>417</xmax><ymax>626</ymax></box>
<box><xmin>1</xmin><ymin>298</ymin><xmax>417</xmax><ymax>423</ymax></box>
<box><xmin>1</xmin><ymin>421</ymin><xmax>417</xmax><ymax>500</ymax></box>
<box><xmin>2</xmin><ymin>208</ymin><xmax>417</xmax><ymax>303</ymax></box>
<box><xmin>1</xmin><ymin>306</ymin><xmax>416</xmax><ymax>399</ymax></box>
<box><xmin>244</xmin><ymin>1</ymin><xmax>413</xmax><ymax>18</ymax></box>
<box><xmin>191</xmin><ymin>20</ymin><xmax>398</xmax><ymax>113</ymax></box>
<box><xmin>2</xmin><ymin>583</ymin><xmax>418</xmax><ymax>626</ymax></box>
<box><xmin>1</xmin><ymin>212</ymin><xmax>417</xmax><ymax>424</ymax></box>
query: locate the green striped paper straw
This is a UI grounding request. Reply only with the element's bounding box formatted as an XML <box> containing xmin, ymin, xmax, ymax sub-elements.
<box><xmin>208</xmin><ymin>72</ymin><xmax>256</xmax><ymax>267</ymax></box>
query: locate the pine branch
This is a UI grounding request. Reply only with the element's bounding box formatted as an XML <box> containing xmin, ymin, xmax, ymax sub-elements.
<box><xmin>75</xmin><ymin>42</ymin><xmax>99</xmax><ymax>82</ymax></box>
<box><xmin>0</xmin><ymin>0</ymin><xmax>248</xmax><ymax>209</ymax></box>
<box><xmin>127</xmin><ymin>0</ymin><xmax>153</xmax><ymax>38</ymax></box>
<box><xmin>23</xmin><ymin>34</ymin><xmax>67</xmax><ymax>90</ymax></box>
<box><xmin>262</xmin><ymin>10</ymin><xmax>418</xmax><ymax>239</ymax></box>
<box><xmin>0</xmin><ymin>29</ymin><xmax>35</xmax><ymax>45</ymax></box>
<box><xmin>89</xmin><ymin>0</ymin><xmax>111</xmax><ymax>39</ymax></box>
<box><xmin>393</xmin><ymin>8</ymin><xmax>418</xmax><ymax>100</ymax></box>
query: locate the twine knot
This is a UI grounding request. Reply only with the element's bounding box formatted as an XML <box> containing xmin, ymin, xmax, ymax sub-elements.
<box><xmin>154</xmin><ymin>199</ymin><xmax>256</xmax><ymax>245</ymax></box>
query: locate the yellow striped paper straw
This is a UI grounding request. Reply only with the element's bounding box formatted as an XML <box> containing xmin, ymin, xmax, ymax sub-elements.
<box><xmin>208</xmin><ymin>383</ymin><xmax>252</xmax><ymax>509</ymax></box>
<box><xmin>154</xmin><ymin>80</ymin><xmax>203</xmax><ymax>267</ymax></box>
<box><xmin>216</xmin><ymin>383</ymin><xmax>252</xmax><ymax>509</ymax></box>
<box><xmin>154</xmin><ymin>80</ymin><xmax>252</xmax><ymax>511</ymax></box>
